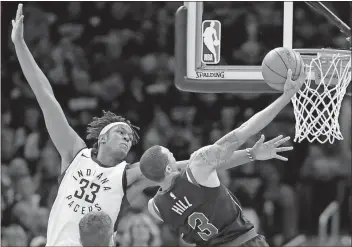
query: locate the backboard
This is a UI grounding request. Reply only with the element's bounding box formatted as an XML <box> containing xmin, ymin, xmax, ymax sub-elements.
<box><xmin>175</xmin><ymin>1</ymin><xmax>351</xmax><ymax>93</ymax></box>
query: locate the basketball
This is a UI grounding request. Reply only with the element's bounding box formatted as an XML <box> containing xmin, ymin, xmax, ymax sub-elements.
<box><xmin>262</xmin><ymin>47</ymin><xmax>304</xmax><ymax>91</ymax></box>
<box><xmin>214</xmin><ymin>40</ymin><xmax>220</xmax><ymax>46</ymax></box>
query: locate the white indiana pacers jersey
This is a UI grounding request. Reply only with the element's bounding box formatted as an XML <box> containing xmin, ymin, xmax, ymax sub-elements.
<box><xmin>46</xmin><ymin>148</ymin><xmax>127</xmax><ymax>246</ymax></box>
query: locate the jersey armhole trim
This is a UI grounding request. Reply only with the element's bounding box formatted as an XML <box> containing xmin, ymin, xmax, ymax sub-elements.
<box><xmin>149</xmin><ymin>199</ymin><xmax>164</xmax><ymax>222</ymax></box>
<box><xmin>186</xmin><ymin>167</ymin><xmax>200</xmax><ymax>187</ymax></box>
<box><xmin>227</xmin><ymin>189</ymin><xmax>242</xmax><ymax>211</ymax></box>
<box><xmin>122</xmin><ymin>165</ymin><xmax>128</xmax><ymax>195</ymax></box>
<box><xmin>58</xmin><ymin>147</ymin><xmax>87</xmax><ymax>185</ymax></box>
<box><xmin>61</xmin><ymin>146</ymin><xmax>87</xmax><ymax>174</ymax></box>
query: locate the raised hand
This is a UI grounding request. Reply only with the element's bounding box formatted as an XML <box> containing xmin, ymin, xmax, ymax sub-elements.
<box><xmin>11</xmin><ymin>3</ymin><xmax>24</xmax><ymax>44</ymax></box>
<box><xmin>283</xmin><ymin>59</ymin><xmax>306</xmax><ymax>97</ymax></box>
<box><xmin>251</xmin><ymin>134</ymin><xmax>293</xmax><ymax>161</ymax></box>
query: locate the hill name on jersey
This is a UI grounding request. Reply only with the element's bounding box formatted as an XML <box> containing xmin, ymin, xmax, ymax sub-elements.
<box><xmin>171</xmin><ymin>196</ymin><xmax>193</xmax><ymax>216</ymax></box>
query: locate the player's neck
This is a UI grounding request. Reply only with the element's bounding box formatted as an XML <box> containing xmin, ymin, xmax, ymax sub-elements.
<box><xmin>160</xmin><ymin>174</ymin><xmax>177</xmax><ymax>191</ymax></box>
<box><xmin>95</xmin><ymin>149</ymin><xmax>123</xmax><ymax>167</ymax></box>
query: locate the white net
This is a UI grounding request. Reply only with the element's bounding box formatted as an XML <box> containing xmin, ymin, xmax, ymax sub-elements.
<box><xmin>291</xmin><ymin>49</ymin><xmax>351</xmax><ymax>144</ymax></box>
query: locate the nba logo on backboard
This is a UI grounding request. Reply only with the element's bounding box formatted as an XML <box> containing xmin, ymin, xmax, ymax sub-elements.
<box><xmin>201</xmin><ymin>20</ymin><xmax>221</xmax><ymax>64</ymax></box>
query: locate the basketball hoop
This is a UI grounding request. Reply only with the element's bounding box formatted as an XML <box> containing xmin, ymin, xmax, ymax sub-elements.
<box><xmin>292</xmin><ymin>49</ymin><xmax>351</xmax><ymax>144</ymax></box>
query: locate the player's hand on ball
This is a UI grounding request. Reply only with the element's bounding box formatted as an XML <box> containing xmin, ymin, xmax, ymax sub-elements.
<box><xmin>251</xmin><ymin>134</ymin><xmax>293</xmax><ymax>161</ymax></box>
<box><xmin>283</xmin><ymin>64</ymin><xmax>306</xmax><ymax>97</ymax></box>
<box><xmin>11</xmin><ymin>3</ymin><xmax>24</xmax><ymax>45</ymax></box>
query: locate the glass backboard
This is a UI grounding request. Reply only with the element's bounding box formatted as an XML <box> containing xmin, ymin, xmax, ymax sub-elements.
<box><xmin>175</xmin><ymin>1</ymin><xmax>351</xmax><ymax>93</ymax></box>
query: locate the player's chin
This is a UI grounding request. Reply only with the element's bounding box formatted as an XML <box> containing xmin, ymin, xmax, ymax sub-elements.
<box><xmin>116</xmin><ymin>147</ymin><xmax>129</xmax><ymax>158</ymax></box>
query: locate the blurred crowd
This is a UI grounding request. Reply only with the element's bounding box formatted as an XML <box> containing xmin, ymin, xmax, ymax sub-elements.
<box><xmin>1</xmin><ymin>2</ymin><xmax>351</xmax><ymax>247</ymax></box>
<box><xmin>203</xmin><ymin>1</ymin><xmax>351</xmax><ymax>66</ymax></box>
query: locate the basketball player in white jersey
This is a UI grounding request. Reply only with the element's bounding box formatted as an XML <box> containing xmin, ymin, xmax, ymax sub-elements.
<box><xmin>11</xmin><ymin>4</ymin><xmax>150</xmax><ymax>245</ymax></box>
<box><xmin>11</xmin><ymin>4</ymin><xmax>274</xmax><ymax>245</ymax></box>
<box><xmin>203</xmin><ymin>21</ymin><xmax>220</xmax><ymax>62</ymax></box>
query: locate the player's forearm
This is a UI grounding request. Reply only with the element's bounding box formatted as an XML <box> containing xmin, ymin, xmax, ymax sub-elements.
<box><xmin>218</xmin><ymin>149</ymin><xmax>253</xmax><ymax>170</ymax></box>
<box><xmin>126</xmin><ymin>179</ymin><xmax>159</xmax><ymax>204</ymax></box>
<box><xmin>214</xmin><ymin>94</ymin><xmax>291</xmax><ymax>162</ymax></box>
<box><xmin>229</xmin><ymin>94</ymin><xmax>291</xmax><ymax>143</ymax></box>
<box><xmin>14</xmin><ymin>40</ymin><xmax>54</xmax><ymax>98</ymax></box>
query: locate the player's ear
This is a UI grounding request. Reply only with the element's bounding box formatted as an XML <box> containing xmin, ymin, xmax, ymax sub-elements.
<box><xmin>99</xmin><ymin>134</ymin><xmax>107</xmax><ymax>144</ymax></box>
<box><xmin>166</xmin><ymin>164</ymin><xmax>175</xmax><ymax>175</ymax></box>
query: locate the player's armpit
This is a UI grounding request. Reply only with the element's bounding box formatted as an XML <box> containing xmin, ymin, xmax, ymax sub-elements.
<box><xmin>148</xmin><ymin>199</ymin><xmax>164</xmax><ymax>222</ymax></box>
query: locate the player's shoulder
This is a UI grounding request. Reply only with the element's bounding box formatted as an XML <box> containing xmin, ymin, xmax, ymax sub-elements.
<box><xmin>70</xmin><ymin>148</ymin><xmax>98</xmax><ymax>169</ymax></box>
<box><xmin>191</xmin><ymin>145</ymin><xmax>219</xmax><ymax>157</ymax></box>
<box><xmin>58</xmin><ymin>147</ymin><xmax>91</xmax><ymax>183</ymax></box>
<box><xmin>125</xmin><ymin>161</ymin><xmax>139</xmax><ymax>169</ymax></box>
<box><xmin>81</xmin><ymin>148</ymin><xmax>92</xmax><ymax>157</ymax></box>
<box><xmin>190</xmin><ymin>145</ymin><xmax>221</xmax><ymax>166</ymax></box>
<box><xmin>70</xmin><ymin>147</ymin><xmax>91</xmax><ymax>161</ymax></box>
<box><xmin>65</xmin><ymin>147</ymin><xmax>91</xmax><ymax>168</ymax></box>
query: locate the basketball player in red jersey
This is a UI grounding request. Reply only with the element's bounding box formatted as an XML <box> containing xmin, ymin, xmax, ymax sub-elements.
<box><xmin>11</xmin><ymin>4</ymin><xmax>294</xmax><ymax>246</ymax></box>
<box><xmin>139</xmin><ymin>69</ymin><xmax>306</xmax><ymax>246</ymax></box>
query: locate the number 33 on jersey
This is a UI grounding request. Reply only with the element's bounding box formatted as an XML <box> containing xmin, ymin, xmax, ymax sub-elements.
<box><xmin>47</xmin><ymin>148</ymin><xmax>129</xmax><ymax>246</ymax></box>
<box><xmin>59</xmin><ymin>150</ymin><xmax>126</xmax><ymax>216</ymax></box>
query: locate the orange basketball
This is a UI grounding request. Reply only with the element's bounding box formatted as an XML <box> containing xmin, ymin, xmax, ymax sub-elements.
<box><xmin>262</xmin><ymin>47</ymin><xmax>303</xmax><ymax>91</ymax></box>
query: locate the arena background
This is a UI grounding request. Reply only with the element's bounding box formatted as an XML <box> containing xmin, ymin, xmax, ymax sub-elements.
<box><xmin>1</xmin><ymin>2</ymin><xmax>351</xmax><ymax>247</ymax></box>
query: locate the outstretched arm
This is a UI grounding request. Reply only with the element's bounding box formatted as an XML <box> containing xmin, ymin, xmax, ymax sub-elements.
<box><xmin>199</xmin><ymin>66</ymin><xmax>305</xmax><ymax>169</ymax></box>
<box><xmin>12</xmin><ymin>4</ymin><xmax>86</xmax><ymax>172</ymax></box>
<box><xmin>175</xmin><ymin>136</ymin><xmax>291</xmax><ymax>172</ymax></box>
<box><xmin>187</xmin><ymin>134</ymin><xmax>293</xmax><ymax>187</ymax></box>
<box><xmin>125</xmin><ymin>134</ymin><xmax>293</xmax><ymax>198</ymax></box>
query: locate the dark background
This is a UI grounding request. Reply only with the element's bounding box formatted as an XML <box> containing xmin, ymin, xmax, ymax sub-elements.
<box><xmin>202</xmin><ymin>1</ymin><xmax>351</xmax><ymax>66</ymax></box>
